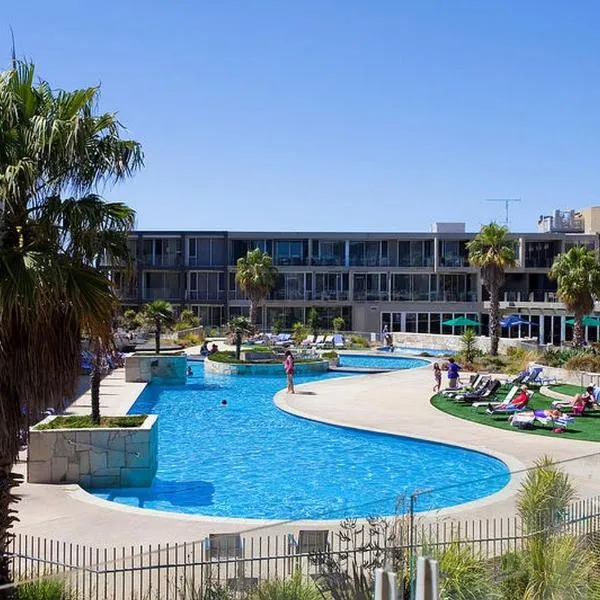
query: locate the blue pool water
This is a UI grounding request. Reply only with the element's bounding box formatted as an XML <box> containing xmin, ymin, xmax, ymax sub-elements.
<box><xmin>93</xmin><ymin>364</ymin><xmax>509</xmax><ymax>520</ymax></box>
<box><xmin>339</xmin><ymin>354</ymin><xmax>428</xmax><ymax>370</ymax></box>
<box><xmin>378</xmin><ymin>347</ymin><xmax>456</xmax><ymax>357</ymax></box>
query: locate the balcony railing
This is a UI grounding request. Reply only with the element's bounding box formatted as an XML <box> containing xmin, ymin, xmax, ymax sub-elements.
<box><xmin>185</xmin><ymin>290</ymin><xmax>226</xmax><ymax>301</ymax></box>
<box><xmin>115</xmin><ymin>287</ymin><xmax>138</xmax><ymax>299</ymax></box>
<box><xmin>353</xmin><ymin>291</ymin><xmax>390</xmax><ymax>302</ymax></box>
<box><xmin>228</xmin><ymin>290</ymin><xmax>248</xmax><ymax>301</ymax></box>
<box><xmin>311</xmin><ymin>257</ymin><xmax>345</xmax><ymax>266</ymax></box>
<box><xmin>187</xmin><ymin>257</ymin><xmax>213</xmax><ymax>267</ymax></box>
<box><xmin>349</xmin><ymin>257</ymin><xmax>390</xmax><ymax>267</ymax></box>
<box><xmin>269</xmin><ymin>290</ymin><xmax>307</xmax><ymax>301</ymax></box>
<box><xmin>142</xmin><ymin>287</ymin><xmax>182</xmax><ymax>300</ymax></box>
<box><xmin>310</xmin><ymin>290</ymin><xmax>350</xmax><ymax>301</ymax></box>
<box><xmin>273</xmin><ymin>257</ymin><xmax>308</xmax><ymax>266</ymax></box>
<box><xmin>141</xmin><ymin>255</ymin><xmax>182</xmax><ymax>267</ymax></box>
<box><xmin>438</xmin><ymin>257</ymin><xmax>470</xmax><ymax>268</ymax></box>
<box><xmin>397</xmin><ymin>258</ymin><xmax>434</xmax><ymax>268</ymax></box>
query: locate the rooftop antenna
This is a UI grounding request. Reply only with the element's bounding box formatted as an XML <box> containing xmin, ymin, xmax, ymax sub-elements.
<box><xmin>486</xmin><ymin>198</ymin><xmax>521</xmax><ymax>227</ymax></box>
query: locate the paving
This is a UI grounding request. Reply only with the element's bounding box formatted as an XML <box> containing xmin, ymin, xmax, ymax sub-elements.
<box><xmin>12</xmin><ymin>359</ymin><xmax>600</xmax><ymax>548</ymax></box>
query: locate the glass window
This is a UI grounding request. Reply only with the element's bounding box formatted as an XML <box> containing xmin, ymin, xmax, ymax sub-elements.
<box><xmin>442</xmin><ymin>313</ymin><xmax>453</xmax><ymax>335</ymax></box>
<box><xmin>418</xmin><ymin>313</ymin><xmax>429</xmax><ymax>333</ymax></box>
<box><xmin>392</xmin><ymin>312</ymin><xmax>402</xmax><ymax>332</ymax></box>
<box><xmin>405</xmin><ymin>312</ymin><xmax>417</xmax><ymax>333</ymax></box>
<box><xmin>430</xmin><ymin>313</ymin><xmax>441</xmax><ymax>334</ymax></box>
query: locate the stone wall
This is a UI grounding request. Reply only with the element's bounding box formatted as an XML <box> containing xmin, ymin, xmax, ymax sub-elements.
<box><xmin>125</xmin><ymin>354</ymin><xmax>187</xmax><ymax>384</ymax></box>
<box><xmin>28</xmin><ymin>415</ymin><xmax>158</xmax><ymax>488</ymax></box>
<box><xmin>530</xmin><ymin>363</ymin><xmax>600</xmax><ymax>387</ymax></box>
<box><xmin>205</xmin><ymin>358</ymin><xmax>329</xmax><ymax>376</ymax></box>
<box><xmin>391</xmin><ymin>332</ymin><xmax>537</xmax><ymax>353</ymax></box>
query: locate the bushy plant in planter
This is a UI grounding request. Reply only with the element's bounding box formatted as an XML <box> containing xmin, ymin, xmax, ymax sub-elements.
<box><xmin>321</xmin><ymin>351</ymin><xmax>340</xmax><ymax>367</ymax></box>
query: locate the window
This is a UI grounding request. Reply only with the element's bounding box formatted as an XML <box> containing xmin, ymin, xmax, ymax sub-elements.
<box><xmin>430</xmin><ymin>313</ymin><xmax>441</xmax><ymax>334</ymax></box>
<box><xmin>418</xmin><ymin>313</ymin><xmax>429</xmax><ymax>333</ymax></box>
<box><xmin>405</xmin><ymin>313</ymin><xmax>417</xmax><ymax>333</ymax></box>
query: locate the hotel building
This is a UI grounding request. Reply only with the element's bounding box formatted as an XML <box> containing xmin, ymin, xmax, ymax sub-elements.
<box><xmin>112</xmin><ymin>207</ymin><xmax>600</xmax><ymax>345</ymax></box>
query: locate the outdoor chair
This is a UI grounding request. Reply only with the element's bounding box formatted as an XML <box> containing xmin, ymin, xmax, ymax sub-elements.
<box><xmin>316</xmin><ymin>336</ymin><xmax>333</xmax><ymax>349</ymax></box>
<box><xmin>332</xmin><ymin>334</ymin><xmax>345</xmax><ymax>349</ymax></box>
<box><xmin>454</xmin><ymin>379</ymin><xmax>501</xmax><ymax>402</ymax></box>
<box><xmin>442</xmin><ymin>374</ymin><xmax>486</xmax><ymax>397</ymax></box>
<box><xmin>472</xmin><ymin>385</ymin><xmax>518</xmax><ymax>410</ymax></box>
<box><xmin>288</xmin><ymin>530</ymin><xmax>330</xmax><ymax>576</ymax></box>
<box><xmin>204</xmin><ymin>533</ymin><xmax>257</xmax><ymax>592</ymax></box>
<box><xmin>485</xmin><ymin>390</ymin><xmax>533</xmax><ymax>414</ymax></box>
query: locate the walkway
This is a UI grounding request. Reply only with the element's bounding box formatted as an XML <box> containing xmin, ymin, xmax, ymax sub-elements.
<box><xmin>13</xmin><ymin>362</ymin><xmax>600</xmax><ymax>547</ymax></box>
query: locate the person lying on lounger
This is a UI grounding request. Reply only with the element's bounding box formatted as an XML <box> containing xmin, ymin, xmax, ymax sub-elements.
<box><xmin>553</xmin><ymin>386</ymin><xmax>600</xmax><ymax>413</ymax></box>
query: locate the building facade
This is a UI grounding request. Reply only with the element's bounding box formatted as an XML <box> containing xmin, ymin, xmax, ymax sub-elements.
<box><xmin>112</xmin><ymin>211</ymin><xmax>600</xmax><ymax>345</ymax></box>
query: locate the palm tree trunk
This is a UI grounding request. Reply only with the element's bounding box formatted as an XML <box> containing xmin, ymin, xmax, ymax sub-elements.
<box><xmin>489</xmin><ymin>283</ymin><xmax>500</xmax><ymax>356</ymax></box>
<box><xmin>90</xmin><ymin>367</ymin><xmax>101</xmax><ymax>425</ymax></box>
<box><xmin>155</xmin><ymin>321</ymin><xmax>161</xmax><ymax>354</ymax></box>
<box><xmin>573</xmin><ymin>316</ymin><xmax>584</xmax><ymax>347</ymax></box>
<box><xmin>249</xmin><ymin>300</ymin><xmax>257</xmax><ymax>327</ymax></box>
<box><xmin>0</xmin><ymin>458</ymin><xmax>23</xmax><ymax>595</ymax></box>
<box><xmin>235</xmin><ymin>334</ymin><xmax>241</xmax><ymax>360</ymax></box>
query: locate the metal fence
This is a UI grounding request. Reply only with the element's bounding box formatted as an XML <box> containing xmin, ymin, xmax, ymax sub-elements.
<box><xmin>6</xmin><ymin>494</ymin><xmax>600</xmax><ymax>599</ymax></box>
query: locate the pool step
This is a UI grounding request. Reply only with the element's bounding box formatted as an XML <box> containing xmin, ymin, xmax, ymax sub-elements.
<box><xmin>329</xmin><ymin>366</ymin><xmax>393</xmax><ymax>374</ymax></box>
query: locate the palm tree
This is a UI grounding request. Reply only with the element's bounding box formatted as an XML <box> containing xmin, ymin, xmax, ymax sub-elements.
<box><xmin>227</xmin><ymin>316</ymin><xmax>254</xmax><ymax>360</ymax></box>
<box><xmin>144</xmin><ymin>300</ymin><xmax>175</xmax><ymax>353</ymax></box>
<box><xmin>549</xmin><ymin>246</ymin><xmax>600</xmax><ymax>347</ymax></box>
<box><xmin>235</xmin><ymin>248</ymin><xmax>277</xmax><ymax>326</ymax></box>
<box><xmin>0</xmin><ymin>60</ymin><xmax>142</xmax><ymax>585</ymax></box>
<box><xmin>466</xmin><ymin>223</ymin><xmax>517</xmax><ymax>356</ymax></box>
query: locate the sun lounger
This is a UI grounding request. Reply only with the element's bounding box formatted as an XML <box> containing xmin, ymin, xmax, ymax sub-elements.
<box><xmin>274</xmin><ymin>333</ymin><xmax>292</xmax><ymax>347</ymax></box>
<box><xmin>332</xmin><ymin>334</ymin><xmax>345</xmax><ymax>349</ymax></box>
<box><xmin>473</xmin><ymin>385</ymin><xmax>519</xmax><ymax>409</ymax></box>
<box><xmin>316</xmin><ymin>335</ymin><xmax>333</xmax><ymax>349</ymax></box>
<box><xmin>486</xmin><ymin>390</ymin><xmax>533</xmax><ymax>414</ymax></box>
<box><xmin>313</xmin><ymin>335</ymin><xmax>325</xmax><ymax>347</ymax></box>
<box><xmin>454</xmin><ymin>379</ymin><xmax>500</xmax><ymax>402</ymax></box>
<box><xmin>301</xmin><ymin>335</ymin><xmax>315</xmax><ymax>347</ymax></box>
<box><xmin>442</xmin><ymin>374</ymin><xmax>487</xmax><ymax>397</ymax></box>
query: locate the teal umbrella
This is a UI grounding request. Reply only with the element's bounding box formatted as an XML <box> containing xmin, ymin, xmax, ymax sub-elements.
<box><xmin>565</xmin><ymin>316</ymin><xmax>600</xmax><ymax>327</ymax></box>
<box><xmin>442</xmin><ymin>317</ymin><xmax>481</xmax><ymax>327</ymax></box>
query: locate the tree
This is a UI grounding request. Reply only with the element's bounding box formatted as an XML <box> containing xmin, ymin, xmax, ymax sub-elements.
<box><xmin>0</xmin><ymin>60</ymin><xmax>142</xmax><ymax>587</ymax></box>
<box><xmin>144</xmin><ymin>300</ymin><xmax>174</xmax><ymax>354</ymax></box>
<box><xmin>227</xmin><ymin>316</ymin><xmax>254</xmax><ymax>360</ymax></box>
<box><xmin>235</xmin><ymin>248</ymin><xmax>277</xmax><ymax>326</ymax></box>
<box><xmin>466</xmin><ymin>223</ymin><xmax>517</xmax><ymax>356</ymax></box>
<box><xmin>549</xmin><ymin>246</ymin><xmax>600</xmax><ymax>347</ymax></box>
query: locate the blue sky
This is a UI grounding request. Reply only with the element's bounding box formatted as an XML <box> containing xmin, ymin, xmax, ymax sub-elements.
<box><xmin>4</xmin><ymin>1</ymin><xmax>600</xmax><ymax>232</ymax></box>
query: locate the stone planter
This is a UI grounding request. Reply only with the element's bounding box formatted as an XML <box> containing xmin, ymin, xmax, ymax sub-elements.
<box><xmin>125</xmin><ymin>354</ymin><xmax>186</xmax><ymax>384</ymax></box>
<box><xmin>328</xmin><ymin>358</ymin><xmax>340</xmax><ymax>368</ymax></box>
<box><xmin>27</xmin><ymin>415</ymin><xmax>158</xmax><ymax>488</ymax></box>
<box><xmin>205</xmin><ymin>358</ymin><xmax>329</xmax><ymax>376</ymax></box>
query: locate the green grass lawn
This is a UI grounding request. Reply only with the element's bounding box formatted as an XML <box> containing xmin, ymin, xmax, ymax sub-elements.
<box><xmin>548</xmin><ymin>383</ymin><xmax>585</xmax><ymax>396</ymax></box>
<box><xmin>430</xmin><ymin>387</ymin><xmax>600</xmax><ymax>442</ymax></box>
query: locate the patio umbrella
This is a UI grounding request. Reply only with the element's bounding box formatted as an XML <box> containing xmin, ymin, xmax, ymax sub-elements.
<box><xmin>442</xmin><ymin>317</ymin><xmax>480</xmax><ymax>327</ymax></box>
<box><xmin>500</xmin><ymin>314</ymin><xmax>536</xmax><ymax>327</ymax></box>
<box><xmin>565</xmin><ymin>316</ymin><xmax>600</xmax><ymax>327</ymax></box>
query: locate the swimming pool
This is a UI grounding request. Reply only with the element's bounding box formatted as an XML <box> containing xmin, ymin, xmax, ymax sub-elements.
<box><xmin>339</xmin><ymin>354</ymin><xmax>428</xmax><ymax>370</ymax></box>
<box><xmin>93</xmin><ymin>364</ymin><xmax>509</xmax><ymax>520</ymax></box>
<box><xmin>378</xmin><ymin>346</ymin><xmax>456</xmax><ymax>357</ymax></box>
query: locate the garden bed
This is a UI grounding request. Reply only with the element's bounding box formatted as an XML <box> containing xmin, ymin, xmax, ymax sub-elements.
<box><xmin>431</xmin><ymin>389</ymin><xmax>600</xmax><ymax>442</ymax></box>
<box><xmin>35</xmin><ymin>415</ymin><xmax>146</xmax><ymax>430</ymax></box>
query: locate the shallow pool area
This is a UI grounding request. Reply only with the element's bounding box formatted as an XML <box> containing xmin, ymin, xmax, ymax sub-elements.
<box><xmin>93</xmin><ymin>363</ymin><xmax>510</xmax><ymax>520</ymax></box>
<box><xmin>378</xmin><ymin>346</ymin><xmax>456</xmax><ymax>357</ymax></box>
<box><xmin>339</xmin><ymin>354</ymin><xmax>428</xmax><ymax>370</ymax></box>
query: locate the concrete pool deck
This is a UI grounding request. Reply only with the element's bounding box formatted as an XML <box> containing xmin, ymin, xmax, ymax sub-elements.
<box><xmin>13</xmin><ymin>359</ymin><xmax>600</xmax><ymax>547</ymax></box>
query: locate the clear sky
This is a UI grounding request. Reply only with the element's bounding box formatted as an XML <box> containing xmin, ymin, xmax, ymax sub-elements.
<box><xmin>3</xmin><ymin>1</ymin><xmax>600</xmax><ymax>233</ymax></box>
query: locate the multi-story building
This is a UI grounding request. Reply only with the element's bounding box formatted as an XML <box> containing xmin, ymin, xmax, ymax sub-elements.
<box><xmin>112</xmin><ymin>206</ymin><xmax>600</xmax><ymax>345</ymax></box>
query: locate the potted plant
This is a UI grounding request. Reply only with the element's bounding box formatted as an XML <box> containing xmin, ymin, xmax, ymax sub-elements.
<box><xmin>321</xmin><ymin>350</ymin><xmax>340</xmax><ymax>368</ymax></box>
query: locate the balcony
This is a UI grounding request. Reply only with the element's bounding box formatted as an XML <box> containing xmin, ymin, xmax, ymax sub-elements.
<box><xmin>185</xmin><ymin>290</ymin><xmax>226</xmax><ymax>302</ymax></box>
<box><xmin>228</xmin><ymin>290</ymin><xmax>248</xmax><ymax>301</ymax></box>
<box><xmin>141</xmin><ymin>254</ymin><xmax>182</xmax><ymax>268</ymax></box>
<box><xmin>311</xmin><ymin>256</ymin><xmax>345</xmax><ymax>266</ymax></box>
<box><xmin>353</xmin><ymin>291</ymin><xmax>390</xmax><ymax>302</ymax></box>
<box><xmin>430</xmin><ymin>291</ymin><xmax>479</xmax><ymax>303</ymax></box>
<box><xmin>310</xmin><ymin>290</ymin><xmax>350</xmax><ymax>301</ymax></box>
<box><xmin>273</xmin><ymin>257</ymin><xmax>309</xmax><ymax>267</ymax></box>
<box><xmin>142</xmin><ymin>287</ymin><xmax>182</xmax><ymax>301</ymax></box>
<box><xmin>438</xmin><ymin>256</ymin><xmax>470</xmax><ymax>268</ymax></box>
<box><xmin>397</xmin><ymin>258</ymin><xmax>434</xmax><ymax>268</ymax></box>
<box><xmin>269</xmin><ymin>289</ymin><xmax>307</xmax><ymax>301</ymax></box>
<box><xmin>349</xmin><ymin>258</ymin><xmax>390</xmax><ymax>267</ymax></box>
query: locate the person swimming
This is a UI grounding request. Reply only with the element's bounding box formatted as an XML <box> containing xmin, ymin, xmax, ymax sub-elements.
<box><xmin>221</xmin><ymin>400</ymin><xmax>228</xmax><ymax>406</ymax></box>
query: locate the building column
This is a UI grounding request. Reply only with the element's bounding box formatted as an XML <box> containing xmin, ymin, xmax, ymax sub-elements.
<box><xmin>345</xmin><ymin>240</ymin><xmax>350</xmax><ymax>267</ymax></box>
<box><xmin>307</xmin><ymin>239</ymin><xmax>313</xmax><ymax>265</ymax></box>
<box><xmin>519</xmin><ymin>237</ymin><xmax>525</xmax><ymax>268</ymax></box>
<box><xmin>560</xmin><ymin>317</ymin><xmax>566</xmax><ymax>344</ymax></box>
<box><xmin>433</xmin><ymin>238</ymin><xmax>439</xmax><ymax>271</ymax></box>
<box><xmin>539</xmin><ymin>317</ymin><xmax>545</xmax><ymax>345</ymax></box>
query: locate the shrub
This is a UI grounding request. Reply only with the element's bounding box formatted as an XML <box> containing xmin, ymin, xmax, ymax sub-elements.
<box><xmin>307</xmin><ymin>308</ymin><xmax>320</xmax><ymax>336</ymax></box>
<box><xmin>17</xmin><ymin>579</ymin><xmax>74</xmax><ymax>600</ymax></box>
<box><xmin>332</xmin><ymin>316</ymin><xmax>345</xmax><ymax>332</ymax></box>
<box><xmin>321</xmin><ymin>351</ymin><xmax>338</xmax><ymax>360</ymax></box>
<box><xmin>429</xmin><ymin>541</ymin><xmax>495</xmax><ymax>600</ymax></box>
<box><xmin>292</xmin><ymin>321</ymin><xmax>310</xmax><ymax>345</ymax></box>
<box><xmin>36</xmin><ymin>415</ymin><xmax>147</xmax><ymax>430</ymax></box>
<box><xmin>564</xmin><ymin>353</ymin><xmax>600</xmax><ymax>373</ymax></box>
<box><xmin>458</xmin><ymin>328</ymin><xmax>480</xmax><ymax>364</ymax></box>
<box><xmin>350</xmin><ymin>335</ymin><xmax>370</xmax><ymax>348</ymax></box>
<box><xmin>249</xmin><ymin>571</ymin><xmax>321</xmax><ymax>600</ymax></box>
<box><xmin>178</xmin><ymin>334</ymin><xmax>204</xmax><ymax>348</ymax></box>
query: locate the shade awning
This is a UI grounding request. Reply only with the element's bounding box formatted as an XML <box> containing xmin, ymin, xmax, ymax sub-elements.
<box><xmin>442</xmin><ymin>317</ymin><xmax>480</xmax><ymax>327</ymax></box>
<box><xmin>565</xmin><ymin>316</ymin><xmax>600</xmax><ymax>327</ymax></box>
<box><xmin>500</xmin><ymin>314</ymin><xmax>536</xmax><ymax>327</ymax></box>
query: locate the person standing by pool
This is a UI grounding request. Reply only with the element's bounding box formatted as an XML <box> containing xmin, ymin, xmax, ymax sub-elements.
<box><xmin>432</xmin><ymin>362</ymin><xmax>442</xmax><ymax>392</ymax></box>
<box><xmin>284</xmin><ymin>350</ymin><xmax>295</xmax><ymax>393</ymax></box>
<box><xmin>446</xmin><ymin>357</ymin><xmax>461</xmax><ymax>389</ymax></box>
